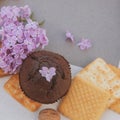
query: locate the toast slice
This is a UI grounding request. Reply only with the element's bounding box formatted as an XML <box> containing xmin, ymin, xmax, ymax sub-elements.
<box><xmin>4</xmin><ymin>74</ymin><xmax>41</xmax><ymax>112</ymax></box>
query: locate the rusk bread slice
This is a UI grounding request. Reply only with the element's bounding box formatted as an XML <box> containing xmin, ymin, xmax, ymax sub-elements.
<box><xmin>0</xmin><ymin>69</ymin><xmax>9</xmax><ymax>77</ymax></box>
<box><xmin>58</xmin><ymin>76</ymin><xmax>110</xmax><ymax>120</ymax></box>
<box><xmin>76</xmin><ymin>58</ymin><xmax>120</xmax><ymax>106</ymax></box>
<box><xmin>108</xmin><ymin>64</ymin><xmax>120</xmax><ymax>77</ymax></box>
<box><xmin>110</xmin><ymin>99</ymin><xmax>120</xmax><ymax>114</ymax></box>
<box><xmin>108</xmin><ymin>64</ymin><xmax>120</xmax><ymax>113</ymax></box>
<box><xmin>4</xmin><ymin>74</ymin><xmax>41</xmax><ymax>112</ymax></box>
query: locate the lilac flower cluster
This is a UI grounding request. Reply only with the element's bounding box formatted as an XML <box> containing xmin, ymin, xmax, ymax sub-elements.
<box><xmin>0</xmin><ymin>5</ymin><xmax>49</xmax><ymax>74</ymax></box>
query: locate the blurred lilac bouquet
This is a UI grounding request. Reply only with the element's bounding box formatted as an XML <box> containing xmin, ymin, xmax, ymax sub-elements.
<box><xmin>0</xmin><ymin>5</ymin><xmax>49</xmax><ymax>74</ymax></box>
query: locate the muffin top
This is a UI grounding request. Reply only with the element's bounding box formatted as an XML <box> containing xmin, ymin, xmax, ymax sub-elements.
<box><xmin>19</xmin><ymin>50</ymin><xmax>71</xmax><ymax>104</ymax></box>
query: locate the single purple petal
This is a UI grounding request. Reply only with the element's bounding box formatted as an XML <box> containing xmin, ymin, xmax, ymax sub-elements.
<box><xmin>49</xmin><ymin>67</ymin><xmax>56</xmax><ymax>76</ymax></box>
<box><xmin>45</xmin><ymin>74</ymin><xmax>52</xmax><ymax>82</ymax></box>
<box><xmin>12</xmin><ymin>6</ymin><xmax>20</xmax><ymax>18</ymax></box>
<box><xmin>20</xmin><ymin>53</ymin><xmax>27</xmax><ymax>59</ymax></box>
<box><xmin>39</xmin><ymin>70</ymin><xmax>46</xmax><ymax>77</ymax></box>
<box><xmin>20</xmin><ymin>5</ymin><xmax>31</xmax><ymax>19</ymax></box>
<box><xmin>42</xmin><ymin>66</ymin><xmax>49</xmax><ymax>72</ymax></box>
<box><xmin>39</xmin><ymin>67</ymin><xmax>48</xmax><ymax>77</ymax></box>
<box><xmin>16</xmin><ymin>58</ymin><xmax>22</xmax><ymax>65</ymax></box>
<box><xmin>66</xmin><ymin>31</ymin><xmax>74</xmax><ymax>42</ymax></box>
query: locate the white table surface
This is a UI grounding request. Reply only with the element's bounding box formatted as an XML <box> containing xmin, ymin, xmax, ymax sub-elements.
<box><xmin>0</xmin><ymin>65</ymin><xmax>120</xmax><ymax>120</ymax></box>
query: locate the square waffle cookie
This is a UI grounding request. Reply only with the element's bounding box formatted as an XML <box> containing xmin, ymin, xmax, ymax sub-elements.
<box><xmin>76</xmin><ymin>58</ymin><xmax>120</xmax><ymax>106</ymax></box>
<box><xmin>4</xmin><ymin>74</ymin><xmax>41</xmax><ymax>112</ymax></box>
<box><xmin>58</xmin><ymin>76</ymin><xmax>110</xmax><ymax>120</ymax></box>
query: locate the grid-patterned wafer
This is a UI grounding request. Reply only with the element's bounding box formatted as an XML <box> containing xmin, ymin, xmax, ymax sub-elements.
<box><xmin>76</xmin><ymin>58</ymin><xmax>120</xmax><ymax>106</ymax></box>
<box><xmin>58</xmin><ymin>76</ymin><xmax>110</xmax><ymax>120</ymax></box>
<box><xmin>108</xmin><ymin>64</ymin><xmax>120</xmax><ymax>113</ymax></box>
<box><xmin>0</xmin><ymin>69</ymin><xmax>8</xmax><ymax>77</ymax></box>
<box><xmin>4</xmin><ymin>74</ymin><xmax>41</xmax><ymax>112</ymax></box>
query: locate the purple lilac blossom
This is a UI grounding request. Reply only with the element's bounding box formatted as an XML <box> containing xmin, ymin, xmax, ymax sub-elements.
<box><xmin>0</xmin><ymin>5</ymin><xmax>49</xmax><ymax>74</ymax></box>
<box><xmin>77</xmin><ymin>38</ymin><xmax>92</xmax><ymax>50</ymax></box>
<box><xmin>39</xmin><ymin>67</ymin><xmax>56</xmax><ymax>82</ymax></box>
<box><xmin>65</xmin><ymin>31</ymin><xmax>74</xmax><ymax>42</ymax></box>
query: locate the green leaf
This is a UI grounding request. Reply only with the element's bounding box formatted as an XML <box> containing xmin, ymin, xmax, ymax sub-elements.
<box><xmin>30</xmin><ymin>12</ymin><xmax>34</xmax><ymax>19</ymax></box>
<box><xmin>39</xmin><ymin>20</ymin><xmax>45</xmax><ymax>26</ymax></box>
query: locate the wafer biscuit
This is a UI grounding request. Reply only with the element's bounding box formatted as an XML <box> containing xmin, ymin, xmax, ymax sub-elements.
<box><xmin>4</xmin><ymin>74</ymin><xmax>41</xmax><ymax>112</ymax></box>
<box><xmin>0</xmin><ymin>69</ymin><xmax>8</xmax><ymax>77</ymax></box>
<box><xmin>108</xmin><ymin>64</ymin><xmax>120</xmax><ymax>113</ymax></box>
<box><xmin>76</xmin><ymin>58</ymin><xmax>120</xmax><ymax>106</ymax></box>
<box><xmin>58</xmin><ymin>76</ymin><xmax>110</xmax><ymax>120</ymax></box>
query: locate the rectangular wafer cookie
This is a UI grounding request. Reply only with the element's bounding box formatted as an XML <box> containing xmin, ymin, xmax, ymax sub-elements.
<box><xmin>76</xmin><ymin>58</ymin><xmax>120</xmax><ymax>106</ymax></box>
<box><xmin>4</xmin><ymin>74</ymin><xmax>41</xmax><ymax>112</ymax></box>
<box><xmin>58</xmin><ymin>76</ymin><xmax>110</xmax><ymax>120</ymax></box>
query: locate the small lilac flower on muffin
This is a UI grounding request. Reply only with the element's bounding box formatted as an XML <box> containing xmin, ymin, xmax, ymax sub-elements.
<box><xmin>39</xmin><ymin>67</ymin><xmax>56</xmax><ymax>82</ymax></box>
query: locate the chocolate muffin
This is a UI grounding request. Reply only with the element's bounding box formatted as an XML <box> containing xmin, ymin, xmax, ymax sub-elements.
<box><xmin>19</xmin><ymin>50</ymin><xmax>71</xmax><ymax>104</ymax></box>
